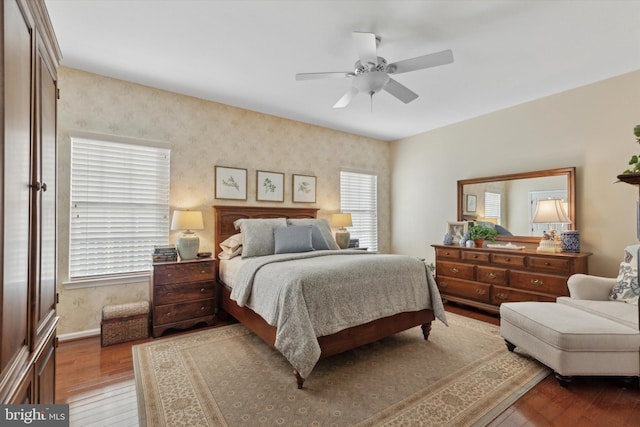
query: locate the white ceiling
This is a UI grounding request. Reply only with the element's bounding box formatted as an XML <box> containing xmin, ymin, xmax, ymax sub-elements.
<box><xmin>44</xmin><ymin>0</ymin><xmax>640</xmax><ymax>142</ymax></box>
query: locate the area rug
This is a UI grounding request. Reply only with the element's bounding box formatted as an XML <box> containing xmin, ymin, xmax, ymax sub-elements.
<box><xmin>133</xmin><ymin>313</ymin><xmax>549</xmax><ymax>426</ymax></box>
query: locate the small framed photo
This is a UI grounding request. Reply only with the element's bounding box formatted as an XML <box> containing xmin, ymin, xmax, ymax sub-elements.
<box><xmin>256</xmin><ymin>170</ymin><xmax>284</xmax><ymax>202</ymax></box>
<box><xmin>292</xmin><ymin>174</ymin><xmax>316</xmax><ymax>203</ymax></box>
<box><xmin>215</xmin><ymin>166</ymin><xmax>247</xmax><ymax>200</ymax></box>
<box><xmin>465</xmin><ymin>194</ymin><xmax>477</xmax><ymax>213</ymax></box>
<box><xmin>447</xmin><ymin>221</ymin><xmax>468</xmax><ymax>244</ymax></box>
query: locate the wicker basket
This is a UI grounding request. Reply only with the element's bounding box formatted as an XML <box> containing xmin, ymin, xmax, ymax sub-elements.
<box><xmin>101</xmin><ymin>301</ymin><xmax>149</xmax><ymax>346</ymax></box>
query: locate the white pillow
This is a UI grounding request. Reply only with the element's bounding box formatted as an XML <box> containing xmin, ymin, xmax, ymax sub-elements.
<box><xmin>234</xmin><ymin>218</ymin><xmax>287</xmax><ymax>257</ymax></box>
<box><xmin>218</xmin><ymin>246</ymin><xmax>242</xmax><ymax>260</ymax></box>
<box><xmin>220</xmin><ymin>233</ymin><xmax>243</xmax><ymax>251</ymax></box>
<box><xmin>609</xmin><ymin>262</ymin><xmax>639</xmax><ymax>304</ymax></box>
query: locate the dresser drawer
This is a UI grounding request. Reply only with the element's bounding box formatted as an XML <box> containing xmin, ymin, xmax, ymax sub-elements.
<box><xmin>436</xmin><ymin>261</ymin><xmax>474</xmax><ymax>281</ymax></box>
<box><xmin>527</xmin><ymin>256</ymin><xmax>571</xmax><ymax>273</ymax></box>
<box><xmin>435</xmin><ymin>248</ymin><xmax>460</xmax><ymax>260</ymax></box>
<box><xmin>462</xmin><ymin>251</ymin><xmax>490</xmax><ymax>263</ymax></box>
<box><xmin>508</xmin><ymin>271</ymin><xmax>569</xmax><ymax>296</ymax></box>
<box><xmin>154</xmin><ymin>261</ymin><xmax>215</xmax><ymax>285</ymax></box>
<box><xmin>476</xmin><ymin>266</ymin><xmax>508</xmax><ymax>285</ymax></box>
<box><xmin>154</xmin><ymin>298</ymin><xmax>215</xmax><ymax>324</ymax></box>
<box><xmin>154</xmin><ymin>281</ymin><xmax>215</xmax><ymax>305</ymax></box>
<box><xmin>491</xmin><ymin>253</ymin><xmax>526</xmax><ymax>268</ymax></box>
<box><xmin>437</xmin><ymin>277</ymin><xmax>491</xmax><ymax>303</ymax></box>
<box><xmin>491</xmin><ymin>286</ymin><xmax>557</xmax><ymax>305</ymax></box>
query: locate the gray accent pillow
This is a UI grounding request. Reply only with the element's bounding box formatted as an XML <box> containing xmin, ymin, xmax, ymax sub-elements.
<box><xmin>233</xmin><ymin>218</ymin><xmax>287</xmax><ymax>257</ymax></box>
<box><xmin>286</xmin><ymin>218</ymin><xmax>340</xmax><ymax>250</ymax></box>
<box><xmin>274</xmin><ymin>225</ymin><xmax>314</xmax><ymax>254</ymax></box>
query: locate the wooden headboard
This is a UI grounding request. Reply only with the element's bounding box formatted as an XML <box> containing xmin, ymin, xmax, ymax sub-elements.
<box><xmin>213</xmin><ymin>205</ymin><xmax>319</xmax><ymax>257</ymax></box>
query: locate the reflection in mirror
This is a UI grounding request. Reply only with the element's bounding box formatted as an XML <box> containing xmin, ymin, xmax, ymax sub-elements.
<box><xmin>457</xmin><ymin>168</ymin><xmax>576</xmax><ymax>244</ymax></box>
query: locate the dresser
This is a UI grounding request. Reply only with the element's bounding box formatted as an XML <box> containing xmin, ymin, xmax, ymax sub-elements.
<box><xmin>150</xmin><ymin>258</ymin><xmax>216</xmax><ymax>337</ymax></box>
<box><xmin>432</xmin><ymin>245</ymin><xmax>591</xmax><ymax>313</ymax></box>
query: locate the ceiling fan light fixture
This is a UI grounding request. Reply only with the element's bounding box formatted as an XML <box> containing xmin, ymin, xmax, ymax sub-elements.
<box><xmin>354</xmin><ymin>71</ymin><xmax>389</xmax><ymax>95</ymax></box>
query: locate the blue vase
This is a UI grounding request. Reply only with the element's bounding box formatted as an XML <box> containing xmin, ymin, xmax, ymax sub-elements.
<box><xmin>443</xmin><ymin>234</ymin><xmax>453</xmax><ymax>245</ymax></box>
<box><xmin>561</xmin><ymin>230</ymin><xmax>580</xmax><ymax>253</ymax></box>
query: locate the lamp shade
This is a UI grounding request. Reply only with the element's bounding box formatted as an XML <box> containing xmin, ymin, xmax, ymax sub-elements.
<box><xmin>331</xmin><ymin>213</ymin><xmax>353</xmax><ymax>228</ymax></box>
<box><xmin>171</xmin><ymin>210</ymin><xmax>204</xmax><ymax>231</ymax></box>
<box><xmin>532</xmin><ymin>199</ymin><xmax>571</xmax><ymax>224</ymax></box>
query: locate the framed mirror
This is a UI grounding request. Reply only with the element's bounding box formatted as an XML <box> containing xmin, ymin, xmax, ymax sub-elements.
<box><xmin>457</xmin><ymin>167</ymin><xmax>576</xmax><ymax>244</ymax></box>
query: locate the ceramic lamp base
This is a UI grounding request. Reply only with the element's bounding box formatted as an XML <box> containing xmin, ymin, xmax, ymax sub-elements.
<box><xmin>335</xmin><ymin>230</ymin><xmax>350</xmax><ymax>249</ymax></box>
<box><xmin>176</xmin><ymin>233</ymin><xmax>199</xmax><ymax>260</ymax></box>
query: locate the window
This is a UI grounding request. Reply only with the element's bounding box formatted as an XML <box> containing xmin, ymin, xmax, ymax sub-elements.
<box><xmin>484</xmin><ymin>192</ymin><xmax>502</xmax><ymax>225</ymax></box>
<box><xmin>69</xmin><ymin>136</ymin><xmax>170</xmax><ymax>281</ymax></box>
<box><xmin>340</xmin><ymin>171</ymin><xmax>378</xmax><ymax>251</ymax></box>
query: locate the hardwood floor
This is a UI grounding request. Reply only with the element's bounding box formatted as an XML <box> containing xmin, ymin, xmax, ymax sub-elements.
<box><xmin>56</xmin><ymin>305</ymin><xmax>640</xmax><ymax>426</ymax></box>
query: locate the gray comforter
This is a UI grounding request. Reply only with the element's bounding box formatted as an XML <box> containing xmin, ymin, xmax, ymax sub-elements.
<box><xmin>230</xmin><ymin>250</ymin><xmax>447</xmax><ymax>379</ymax></box>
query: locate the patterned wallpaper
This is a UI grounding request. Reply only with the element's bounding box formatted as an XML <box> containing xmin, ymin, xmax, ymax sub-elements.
<box><xmin>57</xmin><ymin>67</ymin><xmax>390</xmax><ymax>336</ymax></box>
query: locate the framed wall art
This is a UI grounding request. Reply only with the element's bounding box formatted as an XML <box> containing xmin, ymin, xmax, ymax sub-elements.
<box><xmin>465</xmin><ymin>194</ymin><xmax>477</xmax><ymax>213</ymax></box>
<box><xmin>292</xmin><ymin>174</ymin><xmax>316</xmax><ymax>203</ymax></box>
<box><xmin>215</xmin><ymin>166</ymin><xmax>247</xmax><ymax>200</ymax></box>
<box><xmin>256</xmin><ymin>170</ymin><xmax>284</xmax><ymax>202</ymax></box>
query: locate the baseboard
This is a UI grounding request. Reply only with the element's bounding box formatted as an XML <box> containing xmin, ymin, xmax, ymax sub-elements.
<box><xmin>58</xmin><ymin>328</ymin><xmax>101</xmax><ymax>342</ymax></box>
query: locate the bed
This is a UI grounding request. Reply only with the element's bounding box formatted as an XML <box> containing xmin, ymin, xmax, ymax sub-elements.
<box><xmin>213</xmin><ymin>205</ymin><xmax>446</xmax><ymax>388</ymax></box>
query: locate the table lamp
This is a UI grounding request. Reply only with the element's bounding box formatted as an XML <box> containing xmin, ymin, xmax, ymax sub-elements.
<box><xmin>332</xmin><ymin>213</ymin><xmax>353</xmax><ymax>249</ymax></box>
<box><xmin>171</xmin><ymin>210</ymin><xmax>204</xmax><ymax>260</ymax></box>
<box><xmin>532</xmin><ymin>199</ymin><xmax>571</xmax><ymax>252</ymax></box>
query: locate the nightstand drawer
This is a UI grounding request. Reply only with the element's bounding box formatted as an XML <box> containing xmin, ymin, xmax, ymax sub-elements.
<box><xmin>154</xmin><ymin>281</ymin><xmax>215</xmax><ymax>305</ymax></box>
<box><xmin>154</xmin><ymin>261</ymin><xmax>215</xmax><ymax>285</ymax></box>
<box><xmin>154</xmin><ymin>298</ymin><xmax>215</xmax><ymax>324</ymax></box>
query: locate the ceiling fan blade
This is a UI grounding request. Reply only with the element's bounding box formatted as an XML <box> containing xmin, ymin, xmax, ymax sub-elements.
<box><xmin>352</xmin><ymin>32</ymin><xmax>378</xmax><ymax>65</ymax></box>
<box><xmin>387</xmin><ymin>49</ymin><xmax>454</xmax><ymax>75</ymax></box>
<box><xmin>296</xmin><ymin>72</ymin><xmax>354</xmax><ymax>80</ymax></box>
<box><xmin>383</xmin><ymin>78</ymin><xmax>418</xmax><ymax>104</ymax></box>
<box><xmin>333</xmin><ymin>87</ymin><xmax>359</xmax><ymax>109</ymax></box>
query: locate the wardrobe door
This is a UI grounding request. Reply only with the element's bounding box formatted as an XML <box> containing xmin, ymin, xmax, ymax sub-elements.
<box><xmin>2</xmin><ymin>0</ymin><xmax>32</xmax><ymax>378</ymax></box>
<box><xmin>32</xmin><ymin>29</ymin><xmax>58</xmax><ymax>345</ymax></box>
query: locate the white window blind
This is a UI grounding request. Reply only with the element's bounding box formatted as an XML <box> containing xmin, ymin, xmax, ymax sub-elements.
<box><xmin>484</xmin><ymin>192</ymin><xmax>502</xmax><ymax>225</ymax></box>
<box><xmin>69</xmin><ymin>136</ymin><xmax>170</xmax><ymax>280</ymax></box>
<box><xmin>340</xmin><ymin>171</ymin><xmax>378</xmax><ymax>251</ymax></box>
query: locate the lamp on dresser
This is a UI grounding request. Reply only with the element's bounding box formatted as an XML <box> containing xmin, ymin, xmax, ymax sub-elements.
<box><xmin>171</xmin><ymin>210</ymin><xmax>204</xmax><ymax>260</ymax></box>
<box><xmin>332</xmin><ymin>213</ymin><xmax>353</xmax><ymax>249</ymax></box>
<box><xmin>532</xmin><ymin>199</ymin><xmax>571</xmax><ymax>252</ymax></box>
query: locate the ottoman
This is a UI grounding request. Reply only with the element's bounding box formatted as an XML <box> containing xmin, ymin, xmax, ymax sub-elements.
<box><xmin>101</xmin><ymin>301</ymin><xmax>150</xmax><ymax>346</ymax></box>
<box><xmin>500</xmin><ymin>302</ymin><xmax>640</xmax><ymax>387</ymax></box>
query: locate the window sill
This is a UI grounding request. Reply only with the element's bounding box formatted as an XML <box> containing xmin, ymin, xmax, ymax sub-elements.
<box><xmin>63</xmin><ymin>272</ymin><xmax>150</xmax><ymax>289</ymax></box>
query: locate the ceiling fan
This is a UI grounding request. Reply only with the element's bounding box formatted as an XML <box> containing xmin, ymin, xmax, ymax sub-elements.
<box><xmin>296</xmin><ymin>32</ymin><xmax>454</xmax><ymax>109</ymax></box>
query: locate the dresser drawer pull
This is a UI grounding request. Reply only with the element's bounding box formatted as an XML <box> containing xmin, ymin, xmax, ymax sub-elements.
<box><xmin>200</xmin><ymin>288</ymin><xmax>206</xmax><ymax>293</ymax></box>
<box><xmin>449</xmin><ymin>267</ymin><xmax>460</xmax><ymax>274</ymax></box>
<box><xmin>472</xmin><ymin>255</ymin><xmax>479</xmax><ymax>259</ymax></box>
<box><xmin>201</xmin><ymin>306</ymin><xmax>206</xmax><ymax>311</ymax></box>
<box><xmin>444</xmin><ymin>251</ymin><xmax>451</xmax><ymax>256</ymax></box>
<box><xmin>495</xmin><ymin>293</ymin><xmax>509</xmax><ymax>300</ymax></box>
<box><xmin>544</xmin><ymin>262</ymin><xmax>551</xmax><ymax>266</ymax></box>
<box><xmin>167</xmin><ymin>312</ymin><xmax>172</xmax><ymax>317</ymax></box>
<box><xmin>201</xmin><ymin>270</ymin><xmax>206</xmax><ymax>274</ymax></box>
<box><xmin>486</xmin><ymin>273</ymin><xmax>497</xmax><ymax>279</ymax></box>
<box><xmin>439</xmin><ymin>282</ymin><xmax>448</xmax><ymax>288</ymax></box>
<box><xmin>167</xmin><ymin>273</ymin><xmax>172</xmax><ymax>277</ymax></box>
<box><xmin>504</xmin><ymin>258</ymin><xmax>511</xmax><ymax>262</ymax></box>
<box><xmin>530</xmin><ymin>279</ymin><xmax>544</xmax><ymax>286</ymax></box>
<box><xmin>166</xmin><ymin>292</ymin><xmax>173</xmax><ymax>297</ymax></box>
<box><xmin>475</xmin><ymin>289</ymin><xmax>486</xmax><ymax>295</ymax></box>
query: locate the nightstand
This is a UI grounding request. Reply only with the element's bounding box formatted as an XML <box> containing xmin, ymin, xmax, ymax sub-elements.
<box><xmin>150</xmin><ymin>258</ymin><xmax>216</xmax><ymax>337</ymax></box>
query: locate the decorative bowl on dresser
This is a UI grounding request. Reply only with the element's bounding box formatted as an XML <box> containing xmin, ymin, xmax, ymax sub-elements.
<box><xmin>150</xmin><ymin>258</ymin><xmax>216</xmax><ymax>337</ymax></box>
<box><xmin>432</xmin><ymin>245</ymin><xmax>591</xmax><ymax>313</ymax></box>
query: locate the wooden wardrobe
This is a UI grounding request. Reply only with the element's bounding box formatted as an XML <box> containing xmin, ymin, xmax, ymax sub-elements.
<box><xmin>1</xmin><ymin>0</ymin><xmax>61</xmax><ymax>403</ymax></box>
